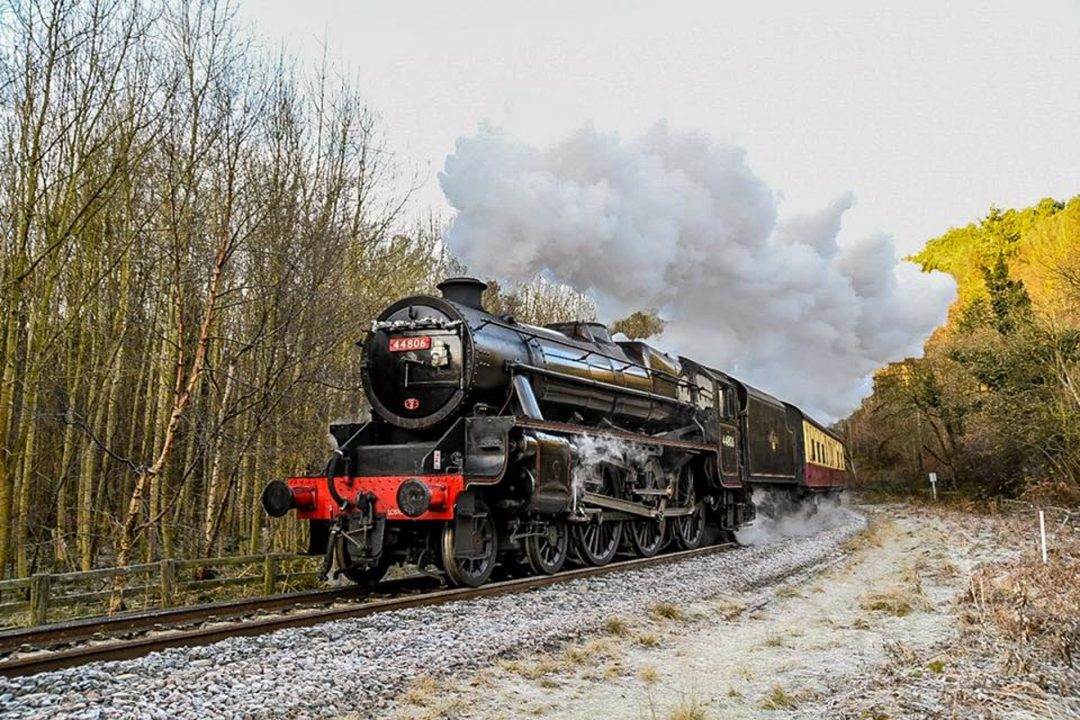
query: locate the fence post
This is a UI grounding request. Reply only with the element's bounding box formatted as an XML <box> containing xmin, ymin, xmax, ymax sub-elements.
<box><xmin>1038</xmin><ymin>509</ymin><xmax>1048</xmax><ymax>565</ymax></box>
<box><xmin>160</xmin><ymin>559</ymin><xmax>178</xmax><ymax>608</ymax></box>
<box><xmin>29</xmin><ymin>574</ymin><xmax>51</xmax><ymax>626</ymax></box>
<box><xmin>263</xmin><ymin>555</ymin><xmax>278</xmax><ymax>596</ymax></box>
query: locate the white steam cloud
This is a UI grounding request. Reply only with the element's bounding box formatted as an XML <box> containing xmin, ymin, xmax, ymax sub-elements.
<box><xmin>439</xmin><ymin>125</ymin><xmax>956</xmax><ymax>419</ymax></box>
<box><xmin>569</xmin><ymin>435</ymin><xmax>655</xmax><ymax>501</ymax></box>
<box><xmin>733</xmin><ymin>488</ymin><xmax>852</xmax><ymax>546</ymax></box>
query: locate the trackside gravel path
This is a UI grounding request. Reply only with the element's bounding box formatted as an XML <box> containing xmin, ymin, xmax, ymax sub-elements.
<box><xmin>401</xmin><ymin>505</ymin><xmax>1072</xmax><ymax>720</ymax></box>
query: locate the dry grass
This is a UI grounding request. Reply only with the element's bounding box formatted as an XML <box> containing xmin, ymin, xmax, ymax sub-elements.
<box><xmin>859</xmin><ymin>584</ymin><xmax>930</xmax><ymax>617</ymax></box>
<box><xmin>842</xmin><ymin>518</ymin><xmax>889</xmax><ymax>553</ymax></box>
<box><xmin>860</xmin><ymin>588</ymin><xmax>915</xmax><ymax>616</ymax></box>
<box><xmin>396</xmin><ymin>676</ymin><xmax>471</xmax><ymax>719</ymax></box>
<box><xmin>883</xmin><ymin>639</ymin><xmax>918</xmax><ymax>665</ymax></box>
<box><xmin>758</xmin><ymin>684</ymin><xmax>798</xmax><ymax>710</ymax></box>
<box><xmin>636</xmin><ymin>632</ymin><xmax>661</xmax><ymax>647</ymax></box>
<box><xmin>914</xmin><ymin>553</ymin><xmax>961</xmax><ymax>581</ymax></box>
<box><xmin>498</xmin><ymin>638</ymin><xmax>622</xmax><ymax>689</ymax></box>
<box><xmin>762</xmin><ymin>633</ymin><xmax>787</xmax><ymax>648</ymax></box>
<box><xmin>602</xmin><ymin>661</ymin><xmax>626</xmax><ymax>680</ymax></box>
<box><xmin>498</xmin><ymin>655</ymin><xmax>562</xmax><ymax>680</ymax></box>
<box><xmin>563</xmin><ymin>638</ymin><xmax>616</xmax><ymax>665</ymax></box>
<box><xmin>714</xmin><ymin>599</ymin><xmax>744</xmax><ymax>620</ymax></box>
<box><xmin>668</xmin><ymin>692</ymin><xmax>709</xmax><ymax>720</ymax></box>
<box><xmin>639</xmin><ymin>665</ymin><xmax>660</xmax><ymax>684</ymax></box>
<box><xmin>650</xmin><ymin>601</ymin><xmax>684</xmax><ymax>621</ymax></box>
<box><xmin>898</xmin><ymin>562</ymin><xmax>926</xmax><ymax>594</ymax></box>
<box><xmin>400</xmin><ymin>676</ymin><xmax>440</xmax><ymax>706</ymax></box>
<box><xmin>604</xmin><ymin>616</ymin><xmax>629</xmax><ymax>636</ymax></box>
<box><xmin>964</xmin><ymin>549</ymin><xmax>1080</xmax><ymax>673</ymax></box>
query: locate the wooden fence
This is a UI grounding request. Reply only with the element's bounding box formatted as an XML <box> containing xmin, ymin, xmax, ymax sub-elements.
<box><xmin>0</xmin><ymin>553</ymin><xmax>323</xmax><ymax>628</ymax></box>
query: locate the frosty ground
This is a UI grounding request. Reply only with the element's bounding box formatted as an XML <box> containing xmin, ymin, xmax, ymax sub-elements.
<box><xmin>388</xmin><ymin>503</ymin><xmax>1079</xmax><ymax>720</ymax></box>
<box><xmin>2</xmin><ymin>501</ymin><xmax>1074</xmax><ymax>720</ymax></box>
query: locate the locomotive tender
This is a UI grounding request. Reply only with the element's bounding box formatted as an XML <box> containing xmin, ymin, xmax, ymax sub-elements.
<box><xmin>261</xmin><ymin>278</ymin><xmax>846</xmax><ymax>587</ymax></box>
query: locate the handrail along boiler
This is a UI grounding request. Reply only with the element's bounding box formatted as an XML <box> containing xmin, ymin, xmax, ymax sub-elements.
<box><xmin>261</xmin><ymin>278</ymin><xmax>846</xmax><ymax>587</ymax></box>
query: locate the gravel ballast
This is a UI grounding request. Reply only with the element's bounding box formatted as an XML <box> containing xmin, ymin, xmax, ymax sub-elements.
<box><xmin>0</xmin><ymin>508</ymin><xmax>865</xmax><ymax>720</ymax></box>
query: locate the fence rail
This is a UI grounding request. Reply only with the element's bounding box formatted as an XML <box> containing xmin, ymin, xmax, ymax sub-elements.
<box><xmin>0</xmin><ymin>553</ymin><xmax>322</xmax><ymax>628</ymax></box>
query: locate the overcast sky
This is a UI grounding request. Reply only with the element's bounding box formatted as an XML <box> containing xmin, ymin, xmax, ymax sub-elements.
<box><xmin>241</xmin><ymin>0</ymin><xmax>1080</xmax><ymax>256</ymax></box>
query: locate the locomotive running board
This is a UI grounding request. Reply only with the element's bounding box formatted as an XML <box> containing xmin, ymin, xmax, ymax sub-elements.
<box><xmin>512</xmin><ymin>417</ymin><xmax>714</xmax><ymax>453</ymax></box>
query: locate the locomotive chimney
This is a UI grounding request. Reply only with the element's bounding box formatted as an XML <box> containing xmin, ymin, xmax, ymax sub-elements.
<box><xmin>437</xmin><ymin>277</ymin><xmax>488</xmax><ymax>310</ymax></box>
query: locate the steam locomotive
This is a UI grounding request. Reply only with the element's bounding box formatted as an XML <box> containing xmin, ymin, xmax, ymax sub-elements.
<box><xmin>261</xmin><ymin>278</ymin><xmax>846</xmax><ymax>587</ymax></box>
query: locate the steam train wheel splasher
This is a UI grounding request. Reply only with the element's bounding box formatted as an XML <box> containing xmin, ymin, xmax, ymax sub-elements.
<box><xmin>261</xmin><ymin>278</ymin><xmax>847</xmax><ymax>588</ymax></box>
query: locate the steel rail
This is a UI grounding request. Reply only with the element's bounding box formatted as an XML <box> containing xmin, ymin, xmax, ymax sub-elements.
<box><xmin>0</xmin><ymin>576</ymin><xmax>437</xmax><ymax>656</ymax></box>
<box><xmin>0</xmin><ymin>543</ymin><xmax>733</xmax><ymax>677</ymax></box>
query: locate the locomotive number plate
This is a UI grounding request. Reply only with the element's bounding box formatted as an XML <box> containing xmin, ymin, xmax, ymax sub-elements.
<box><xmin>388</xmin><ymin>336</ymin><xmax>431</xmax><ymax>352</ymax></box>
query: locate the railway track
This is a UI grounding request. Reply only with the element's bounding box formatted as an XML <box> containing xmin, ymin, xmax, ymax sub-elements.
<box><xmin>0</xmin><ymin>542</ymin><xmax>733</xmax><ymax>677</ymax></box>
<box><xmin>0</xmin><ymin>576</ymin><xmax>436</xmax><ymax>655</ymax></box>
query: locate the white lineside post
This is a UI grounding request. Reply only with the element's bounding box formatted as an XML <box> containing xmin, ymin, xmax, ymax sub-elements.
<box><xmin>928</xmin><ymin>472</ymin><xmax>938</xmax><ymax>501</ymax></box>
<box><xmin>1039</xmin><ymin>509</ymin><xmax>1048</xmax><ymax>565</ymax></box>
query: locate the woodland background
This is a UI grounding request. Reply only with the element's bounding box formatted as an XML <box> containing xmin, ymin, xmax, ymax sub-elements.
<box><xmin>0</xmin><ymin>0</ymin><xmax>599</xmax><ymax>580</ymax></box>
<box><xmin>0</xmin><ymin>0</ymin><xmax>1077</xmax><ymax>582</ymax></box>
<box><xmin>843</xmin><ymin>199</ymin><xmax>1080</xmax><ymax>504</ymax></box>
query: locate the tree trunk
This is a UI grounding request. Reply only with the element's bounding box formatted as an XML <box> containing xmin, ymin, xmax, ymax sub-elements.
<box><xmin>0</xmin><ymin>281</ymin><xmax>23</xmax><ymax>578</ymax></box>
<box><xmin>202</xmin><ymin>361</ymin><xmax>235</xmax><ymax>555</ymax></box>
<box><xmin>55</xmin><ymin>323</ymin><xmax>88</xmax><ymax>570</ymax></box>
<box><xmin>110</xmin><ymin>231</ymin><xmax>232</xmax><ymax>612</ymax></box>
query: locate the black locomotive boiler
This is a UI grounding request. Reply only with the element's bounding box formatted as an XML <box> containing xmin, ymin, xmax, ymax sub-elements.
<box><xmin>261</xmin><ymin>278</ymin><xmax>846</xmax><ymax>587</ymax></box>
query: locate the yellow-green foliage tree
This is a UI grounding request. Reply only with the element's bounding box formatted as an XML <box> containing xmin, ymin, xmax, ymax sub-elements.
<box><xmin>844</xmin><ymin>197</ymin><xmax>1080</xmax><ymax>502</ymax></box>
